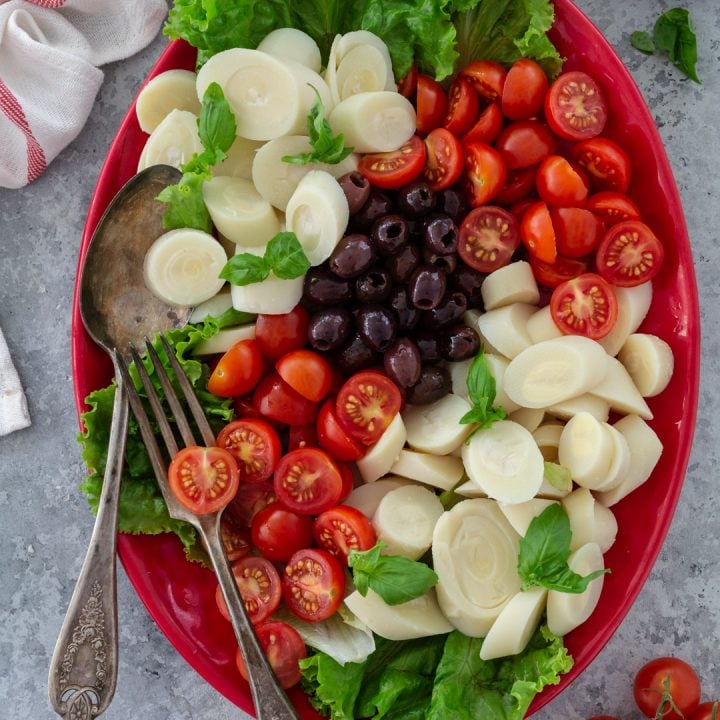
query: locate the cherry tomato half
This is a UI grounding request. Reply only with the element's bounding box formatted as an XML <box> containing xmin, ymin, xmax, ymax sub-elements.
<box><xmin>462</xmin><ymin>102</ymin><xmax>503</xmax><ymax>146</ymax></box>
<box><xmin>253</xmin><ymin>373</ymin><xmax>319</xmax><ymax>426</ymax></box>
<box><xmin>251</xmin><ymin>501</ymin><xmax>314</xmax><ymax>562</ymax></box>
<box><xmin>690</xmin><ymin>702</ymin><xmax>720</xmax><ymax>720</ymax></box>
<box><xmin>423</xmin><ymin>128</ymin><xmax>464</xmax><ymax>191</ymax></box>
<box><xmin>314</xmin><ymin>505</ymin><xmax>377</xmax><ymax>564</ymax></box>
<box><xmin>458</xmin><ymin>205</ymin><xmax>520</xmax><ymax>273</ymax></box>
<box><xmin>168</xmin><ymin>446</ymin><xmax>239</xmax><ymax>515</ymax></box>
<box><xmin>398</xmin><ymin>64</ymin><xmax>418</xmax><ymax>99</ymax></box>
<box><xmin>595</xmin><ymin>220</ymin><xmax>664</xmax><ymax>287</ymax></box>
<box><xmin>282</xmin><ymin>548</ymin><xmax>346</xmax><ymax>622</ymax></box>
<box><xmin>571</xmin><ymin>137</ymin><xmax>631</xmax><ymax>192</ymax></box>
<box><xmin>545</xmin><ymin>70</ymin><xmax>607</xmax><ymax>141</ymax></box>
<box><xmin>207</xmin><ymin>339</ymin><xmax>264</xmax><ymax>398</ymax></box>
<box><xmin>634</xmin><ymin>657</ymin><xmax>701</xmax><ymax>720</ymax></box>
<box><xmin>215</xmin><ymin>555</ymin><xmax>281</xmax><ymax>624</ymax></box>
<box><xmin>220</xmin><ymin>514</ymin><xmax>251</xmax><ymax>562</ymax></box>
<box><xmin>317</xmin><ymin>398</ymin><xmax>365</xmax><ymax>461</ymax></box>
<box><xmin>255</xmin><ymin>305</ymin><xmax>309</xmax><ymax>361</ymax></box>
<box><xmin>216</xmin><ymin>419</ymin><xmax>282</xmax><ymax>484</ymax></box>
<box><xmin>227</xmin><ymin>481</ymin><xmax>277</xmax><ymax>526</ymax></box>
<box><xmin>336</xmin><ymin>370</ymin><xmax>402</xmax><ymax>445</ymax></box>
<box><xmin>416</xmin><ymin>74</ymin><xmax>447</xmax><ymax>136</ymax></box>
<box><xmin>536</xmin><ymin>155</ymin><xmax>589</xmax><ymax>208</ymax></box>
<box><xmin>587</xmin><ymin>191</ymin><xmax>642</xmax><ymax>226</ymax></box>
<box><xmin>494</xmin><ymin>166</ymin><xmax>537</xmax><ymax>205</ymax></box>
<box><xmin>273</xmin><ymin>447</ymin><xmax>343</xmax><ymax>515</ymax></box>
<box><xmin>444</xmin><ymin>76</ymin><xmax>480</xmax><ymax>136</ymax></box>
<box><xmin>530</xmin><ymin>255</ymin><xmax>587</xmax><ymax>289</ymax></box>
<box><xmin>550</xmin><ymin>273</ymin><xmax>618</xmax><ymax>340</ymax></box>
<box><xmin>501</xmin><ymin>58</ymin><xmax>548</xmax><ymax>121</ymax></box>
<box><xmin>521</xmin><ymin>200</ymin><xmax>557</xmax><ymax>264</ymax></box>
<box><xmin>464</xmin><ymin>142</ymin><xmax>506</xmax><ymax>207</ymax></box>
<box><xmin>552</xmin><ymin>207</ymin><xmax>605</xmax><ymax>258</ymax></box>
<box><xmin>358</xmin><ymin>135</ymin><xmax>427</xmax><ymax>190</ymax></box>
<box><xmin>236</xmin><ymin>621</ymin><xmax>307</xmax><ymax>689</ymax></box>
<box><xmin>459</xmin><ymin>60</ymin><xmax>507</xmax><ymax>101</ymax></box>
<box><xmin>276</xmin><ymin>349</ymin><xmax>332</xmax><ymax>402</ymax></box>
<box><xmin>496</xmin><ymin>120</ymin><xmax>557</xmax><ymax>170</ymax></box>
<box><xmin>288</xmin><ymin>423</ymin><xmax>318</xmax><ymax>451</ymax></box>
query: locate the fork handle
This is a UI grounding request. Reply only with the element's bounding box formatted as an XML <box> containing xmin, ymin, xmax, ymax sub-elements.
<box><xmin>48</xmin><ymin>368</ymin><xmax>128</xmax><ymax>719</ymax></box>
<box><xmin>198</xmin><ymin>514</ymin><xmax>300</xmax><ymax>720</ymax></box>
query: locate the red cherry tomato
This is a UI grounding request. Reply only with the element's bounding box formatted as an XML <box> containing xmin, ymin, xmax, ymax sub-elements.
<box><xmin>521</xmin><ymin>200</ymin><xmax>557</xmax><ymax>264</ymax></box>
<box><xmin>595</xmin><ymin>220</ymin><xmax>664</xmax><ymax>287</ymax></box>
<box><xmin>444</xmin><ymin>76</ymin><xmax>480</xmax><ymax>136</ymax></box>
<box><xmin>215</xmin><ymin>555</ymin><xmax>281</xmax><ymax>624</ymax></box>
<box><xmin>690</xmin><ymin>702</ymin><xmax>720</xmax><ymax>720</ymax></box>
<box><xmin>464</xmin><ymin>142</ymin><xmax>507</xmax><ymax>207</ymax></box>
<box><xmin>227</xmin><ymin>481</ymin><xmax>277</xmax><ymax>526</ymax></box>
<box><xmin>536</xmin><ymin>155</ymin><xmax>589</xmax><ymax>207</ymax></box>
<box><xmin>494</xmin><ymin>166</ymin><xmax>537</xmax><ymax>205</ymax></box>
<box><xmin>358</xmin><ymin>135</ymin><xmax>427</xmax><ymax>190</ymax></box>
<box><xmin>288</xmin><ymin>423</ymin><xmax>318</xmax><ymax>451</ymax></box>
<box><xmin>336</xmin><ymin>461</ymin><xmax>355</xmax><ymax>502</ymax></box>
<box><xmin>586</xmin><ymin>191</ymin><xmax>642</xmax><ymax>226</ymax></box>
<box><xmin>416</xmin><ymin>74</ymin><xmax>447</xmax><ymax>135</ymax></box>
<box><xmin>571</xmin><ymin>137</ymin><xmax>631</xmax><ymax>192</ymax></box>
<box><xmin>423</xmin><ymin>128</ymin><xmax>464</xmax><ymax>191</ymax></box>
<box><xmin>313</xmin><ymin>505</ymin><xmax>377</xmax><ymax>564</ymax></box>
<box><xmin>459</xmin><ymin>60</ymin><xmax>507</xmax><ymax>101</ymax></box>
<box><xmin>317</xmin><ymin>398</ymin><xmax>365</xmax><ymax>461</ymax></box>
<box><xmin>276</xmin><ymin>349</ymin><xmax>332</xmax><ymax>402</ymax></box>
<box><xmin>634</xmin><ymin>657</ymin><xmax>701</xmax><ymax>720</ymax></box>
<box><xmin>509</xmin><ymin>197</ymin><xmax>537</xmax><ymax>222</ymax></box>
<box><xmin>255</xmin><ymin>306</ymin><xmax>309</xmax><ymax>361</ymax></box>
<box><xmin>397</xmin><ymin>64</ymin><xmax>418</xmax><ymax>99</ymax></box>
<box><xmin>250</xmin><ymin>501</ymin><xmax>314</xmax><ymax>562</ymax></box>
<box><xmin>282</xmin><ymin>548</ymin><xmax>346</xmax><ymax>621</ymax></box>
<box><xmin>168</xmin><ymin>446</ymin><xmax>239</xmax><ymax>514</ymax></box>
<box><xmin>336</xmin><ymin>370</ymin><xmax>402</xmax><ymax>445</ymax></box>
<box><xmin>233</xmin><ymin>396</ymin><xmax>282</xmax><ymax>428</ymax></box>
<box><xmin>552</xmin><ymin>207</ymin><xmax>605</xmax><ymax>258</ymax></box>
<box><xmin>207</xmin><ymin>339</ymin><xmax>264</xmax><ymax>398</ymax></box>
<box><xmin>220</xmin><ymin>514</ymin><xmax>251</xmax><ymax>562</ymax></box>
<box><xmin>496</xmin><ymin>120</ymin><xmax>557</xmax><ymax>170</ymax></box>
<box><xmin>235</xmin><ymin>621</ymin><xmax>307</xmax><ymax>689</ymax></box>
<box><xmin>462</xmin><ymin>102</ymin><xmax>503</xmax><ymax>146</ymax></box>
<box><xmin>501</xmin><ymin>58</ymin><xmax>548</xmax><ymax>120</ymax></box>
<box><xmin>458</xmin><ymin>206</ymin><xmax>520</xmax><ymax>273</ymax></box>
<box><xmin>550</xmin><ymin>273</ymin><xmax>618</xmax><ymax>339</ymax></box>
<box><xmin>252</xmin><ymin>373</ymin><xmax>318</xmax><ymax>426</ymax></box>
<box><xmin>216</xmin><ymin>419</ymin><xmax>282</xmax><ymax>484</ymax></box>
<box><xmin>273</xmin><ymin>447</ymin><xmax>343</xmax><ymax>515</ymax></box>
<box><xmin>530</xmin><ymin>255</ymin><xmax>588</xmax><ymax>289</ymax></box>
<box><xmin>545</xmin><ymin>70</ymin><xmax>607</xmax><ymax>141</ymax></box>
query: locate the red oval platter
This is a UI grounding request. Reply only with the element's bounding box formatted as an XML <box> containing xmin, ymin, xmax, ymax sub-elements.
<box><xmin>70</xmin><ymin>1</ymin><xmax>700</xmax><ymax>716</ymax></box>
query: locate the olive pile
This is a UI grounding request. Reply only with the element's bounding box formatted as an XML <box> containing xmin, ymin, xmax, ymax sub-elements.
<box><xmin>302</xmin><ymin>171</ymin><xmax>483</xmax><ymax>405</ymax></box>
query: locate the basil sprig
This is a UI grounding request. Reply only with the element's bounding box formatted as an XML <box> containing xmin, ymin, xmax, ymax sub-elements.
<box><xmin>459</xmin><ymin>347</ymin><xmax>507</xmax><ymax>436</ymax></box>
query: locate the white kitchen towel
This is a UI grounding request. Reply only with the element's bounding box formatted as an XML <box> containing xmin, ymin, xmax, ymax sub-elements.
<box><xmin>0</xmin><ymin>326</ymin><xmax>30</xmax><ymax>435</ymax></box>
<box><xmin>0</xmin><ymin>0</ymin><xmax>168</xmax><ymax>189</ymax></box>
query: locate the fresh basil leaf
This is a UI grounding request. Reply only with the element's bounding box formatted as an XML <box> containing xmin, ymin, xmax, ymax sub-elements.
<box><xmin>219</xmin><ymin>253</ymin><xmax>270</xmax><ymax>286</ymax></box>
<box><xmin>630</xmin><ymin>30</ymin><xmax>655</xmax><ymax>54</ymax></box>
<box><xmin>264</xmin><ymin>232</ymin><xmax>311</xmax><ymax>279</ymax></box>
<box><xmin>459</xmin><ymin>347</ymin><xmax>507</xmax><ymax>434</ymax></box>
<box><xmin>198</xmin><ymin>81</ymin><xmax>237</xmax><ymax>160</ymax></box>
<box><xmin>543</xmin><ymin>461</ymin><xmax>572</xmax><ymax>493</ymax></box>
<box><xmin>156</xmin><ymin>171</ymin><xmax>212</xmax><ymax>233</ymax></box>
<box><xmin>348</xmin><ymin>542</ymin><xmax>438</xmax><ymax>606</ymax></box>
<box><xmin>653</xmin><ymin>8</ymin><xmax>700</xmax><ymax>83</ymax></box>
<box><xmin>518</xmin><ymin>504</ymin><xmax>610</xmax><ymax>593</ymax></box>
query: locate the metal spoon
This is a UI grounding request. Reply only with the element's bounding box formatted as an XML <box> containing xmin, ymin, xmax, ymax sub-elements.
<box><xmin>48</xmin><ymin>165</ymin><xmax>191</xmax><ymax>719</ymax></box>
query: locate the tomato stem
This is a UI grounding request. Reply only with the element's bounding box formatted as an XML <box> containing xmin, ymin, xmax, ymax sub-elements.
<box><xmin>652</xmin><ymin>675</ymin><xmax>685</xmax><ymax>720</ymax></box>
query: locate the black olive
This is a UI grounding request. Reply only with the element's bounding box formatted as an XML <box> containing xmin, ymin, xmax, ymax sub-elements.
<box><xmin>438</xmin><ymin>188</ymin><xmax>468</xmax><ymax>222</ymax></box>
<box><xmin>423</xmin><ymin>214</ymin><xmax>458</xmax><ymax>256</ymax></box>
<box><xmin>412</xmin><ymin>329</ymin><xmax>442</xmax><ymax>362</ymax></box>
<box><xmin>353</xmin><ymin>190</ymin><xmax>394</xmax><ymax>230</ymax></box>
<box><xmin>371</xmin><ymin>214</ymin><xmax>409</xmax><ymax>256</ymax></box>
<box><xmin>450</xmin><ymin>265</ymin><xmax>486</xmax><ymax>310</ymax></box>
<box><xmin>338</xmin><ymin>171</ymin><xmax>371</xmax><ymax>214</ymax></box>
<box><xmin>407</xmin><ymin>365</ymin><xmax>451</xmax><ymax>405</ymax></box>
<box><xmin>384</xmin><ymin>338</ymin><xmax>422</xmax><ymax>388</ymax></box>
<box><xmin>334</xmin><ymin>332</ymin><xmax>378</xmax><ymax>374</ymax></box>
<box><xmin>329</xmin><ymin>233</ymin><xmax>377</xmax><ymax>279</ymax></box>
<box><xmin>303</xmin><ymin>268</ymin><xmax>352</xmax><ymax>306</ymax></box>
<box><xmin>422</xmin><ymin>291</ymin><xmax>467</xmax><ymax>328</ymax></box>
<box><xmin>408</xmin><ymin>265</ymin><xmax>446</xmax><ymax>310</ymax></box>
<box><xmin>354</xmin><ymin>268</ymin><xmax>393</xmax><ymax>304</ymax></box>
<box><xmin>388</xmin><ymin>286</ymin><xmax>420</xmax><ymax>332</ymax></box>
<box><xmin>442</xmin><ymin>324</ymin><xmax>481</xmax><ymax>361</ymax></box>
<box><xmin>422</xmin><ymin>248</ymin><xmax>457</xmax><ymax>274</ymax></box>
<box><xmin>386</xmin><ymin>242</ymin><xmax>421</xmax><ymax>283</ymax></box>
<box><xmin>397</xmin><ymin>180</ymin><xmax>437</xmax><ymax>218</ymax></box>
<box><xmin>308</xmin><ymin>309</ymin><xmax>352</xmax><ymax>351</ymax></box>
<box><xmin>356</xmin><ymin>305</ymin><xmax>398</xmax><ymax>353</ymax></box>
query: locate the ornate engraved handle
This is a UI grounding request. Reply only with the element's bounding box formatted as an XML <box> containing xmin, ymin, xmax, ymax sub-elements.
<box><xmin>48</xmin><ymin>367</ymin><xmax>128</xmax><ymax>719</ymax></box>
<box><xmin>198</xmin><ymin>513</ymin><xmax>300</xmax><ymax>720</ymax></box>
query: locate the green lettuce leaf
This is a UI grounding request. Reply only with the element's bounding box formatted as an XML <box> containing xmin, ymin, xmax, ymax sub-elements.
<box><xmin>300</xmin><ymin>651</ymin><xmax>368</xmax><ymax>720</ymax></box>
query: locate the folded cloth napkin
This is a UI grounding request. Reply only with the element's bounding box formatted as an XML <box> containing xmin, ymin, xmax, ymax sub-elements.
<box><xmin>0</xmin><ymin>326</ymin><xmax>30</xmax><ymax>435</ymax></box>
<box><xmin>0</xmin><ymin>0</ymin><xmax>167</xmax><ymax>189</ymax></box>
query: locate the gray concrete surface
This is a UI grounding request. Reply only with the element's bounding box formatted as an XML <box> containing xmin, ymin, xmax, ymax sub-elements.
<box><xmin>0</xmin><ymin>1</ymin><xmax>717</xmax><ymax>718</ymax></box>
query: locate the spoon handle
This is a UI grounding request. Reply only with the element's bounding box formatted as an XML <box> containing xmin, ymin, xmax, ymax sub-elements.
<box><xmin>198</xmin><ymin>513</ymin><xmax>300</xmax><ymax>720</ymax></box>
<box><xmin>48</xmin><ymin>366</ymin><xmax>128</xmax><ymax>719</ymax></box>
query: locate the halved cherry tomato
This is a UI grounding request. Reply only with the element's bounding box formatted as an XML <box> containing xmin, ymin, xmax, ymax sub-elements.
<box><xmin>634</xmin><ymin>657</ymin><xmax>701</xmax><ymax>720</ymax></box>
<box><xmin>521</xmin><ymin>200</ymin><xmax>557</xmax><ymax>264</ymax></box>
<box><xmin>459</xmin><ymin>60</ymin><xmax>507</xmax><ymax>101</ymax></box>
<box><xmin>571</xmin><ymin>137</ymin><xmax>631</xmax><ymax>192</ymax></box>
<box><xmin>227</xmin><ymin>481</ymin><xmax>277</xmax><ymax>526</ymax></box>
<box><xmin>464</xmin><ymin>142</ymin><xmax>506</xmax><ymax>207</ymax></box>
<box><xmin>207</xmin><ymin>339</ymin><xmax>264</xmax><ymax>398</ymax></box>
<box><xmin>220</xmin><ymin>514</ymin><xmax>251</xmax><ymax>562</ymax></box>
<box><xmin>536</xmin><ymin>155</ymin><xmax>589</xmax><ymax>207</ymax></box>
<box><xmin>586</xmin><ymin>191</ymin><xmax>642</xmax><ymax>225</ymax></box>
<box><xmin>253</xmin><ymin>373</ymin><xmax>318</xmax><ymax>426</ymax></box>
<box><xmin>336</xmin><ymin>461</ymin><xmax>355</xmax><ymax>502</ymax></box>
<box><xmin>215</xmin><ymin>555</ymin><xmax>281</xmax><ymax>624</ymax></box>
<box><xmin>550</xmin><ymin>273</ymin><xmax>618</xmax><ymax>339</ymax></box>
<box><xmin>216</xmin><ymin>419</ymin><xmax>281</xmax><ymax>484</ymax></box>
<box><xmin>530</xmin><ymin>255</ymin><xmax>587</xmax><ymax>289</ymax></box>
<box><xmin>423</xmin><ymin>128</ymin><xmax>464</xmax><ymax>191</ymax></box>
<box><xmin>276</xmin><ymin>349</ymin><xmax>332</xmax><ymax>402</ymax></box>
<box><xmin>282</xmin><ymin>548</ymin><xmax>346</xmax><ymax>621</ymax></box>
<box><xmin>273</xmin><ymin>447</ymin><xmax>343</xmax><ymax>514</ymax></box>
<box><xmin>444</xmin><ymin>76</ymin><xmax>480</xmax><ymax>136</ymax></box>
<box><xmin>317</xmin><ymin>398</ymin><xmax>365</xmax><ymax>461</ymax></box>
<box><xmin>168</xmin><ymin>446</ymin><xmax>239</xmax><ymax>514</ymax></box>
<box><xmin>236</xmin><ymin>621</ymin><xmax>306</xmax><ymax>689</ymax></box>
<box><xmin>358</xmin><ymin>135</ymin><xmax>427</xmax><ymax>190</ymax></box>
<box><xmin>255</xmin><ymin>306</ymin><xmax>309</xmax><ymax>361</ymax></box>
<box><xmin>509</xmin><ymin>197</ymin><xmax>537</xmax><ymax>222</ymax></box>
<box><xmin>496</xmin><ymin>120</ymin><xmax>556</xmax><ymax>170</ymax></box>
<box><xmin>251</xmin><ymin>501</ymin><xmax>314</xmax><ymax>562</ymax></box>
<box><xmin>416</xmin><ymin>74</ymin><xmax>447</xmax><ymax>135</ymax></box>
<box><xmin>398</xmin><ymin>64</ymin><xmax>418</xmax><ymax>99</ymax></box>
<box><xmin>288</xmin><ymin>424</ymin><xmax>317</xmax><ymax>451</ymax></box>
<box><xmin>596</xmin><ymin>220</ymin><xmax>664</xmax><ymax>287</ymax></box>
<box><xmin>545</xmin><ymin>70</ymin><xmax>607</xmax><ymax>141</ymax></box>
<box><xmin>313</xmin><ymin>505</ymin><xmax>377</xmax><ymax>563</ymax></box>
<box><xmin>501</xmin><ymin>58</ymin><xmax>548</xmax><ymax>120</ymax></box>
<box><xmin>494</xmin><ymin>166</ymin><xmax>537</xmax><ymax>205</ymax></box>
<box><xmin>552</xmin><ymin>207</ymin><xmax>604</xmax><ymax>258</ymax></box>
<box><xmin>690</xmin><ymin>702</ymin><xmax>720</xmax><ymax>720</ymax></box>
<box><xmin>233</xmin><ymin>396</ymin><xmax>282</xmax><ymax>429</ymax></box>
<box><xmin>458</xmin><ymin>206</ymin><xmax>520</xmax><ymax>273</ymax></box>
<box><xmin>462</xmin><ymin>102</ymin><xmax>503</xmax><ymax>146</ymax></box>
<box><xmin>336</xmin><ymin>370</ymin><xmax>402</xmax><ymax>445</ymax></box>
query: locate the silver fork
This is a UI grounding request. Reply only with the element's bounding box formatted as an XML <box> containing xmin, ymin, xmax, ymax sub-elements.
<box><xmin>116</xmin><ymin>335</ymin><xmax>299</xmax><ymax>720</ymax></box>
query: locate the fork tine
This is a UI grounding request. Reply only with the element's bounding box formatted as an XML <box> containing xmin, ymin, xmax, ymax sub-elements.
<box><xmin>158</xmin><ymin>334</ymin><xmax>216</xmax><ymax>446</ymax></box>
